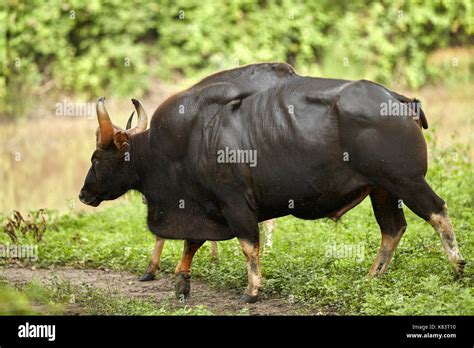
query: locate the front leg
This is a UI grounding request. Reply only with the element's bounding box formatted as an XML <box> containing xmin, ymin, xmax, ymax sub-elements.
<box><xmin>139</xmin><ymin>237</ymin><xmax>165</xmax><ymax>281</ymax></box>
<box><xmin>174</xmin><ymin>239</ymin><xmax>205</xmax><ymax>302</ymax></box>
<box><xmin>239</xmin><ymin>239</ymin><xmax>262</xmax><ymax>303</ymax></box>
<box><xmin>219</xmin><ymin>192</ymin><xmax>261</xmax><ymax>303</ymax></box>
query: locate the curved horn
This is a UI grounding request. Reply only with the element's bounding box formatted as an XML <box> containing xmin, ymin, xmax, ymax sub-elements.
<box><xmin>96</xmin><ymin>97</ymin><xmax>114</xmax><ymax>147</ymax></box>
<box><xmin>127</xmin><ymin>99</ymin><xmax>148</xmax><ymax>136</ymax></box>
<box><xmin>126</xmin><ymin>111</ymin><xmax>135</xmax><ymax>130</ymax></box>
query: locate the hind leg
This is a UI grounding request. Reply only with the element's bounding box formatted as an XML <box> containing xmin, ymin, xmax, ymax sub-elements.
<box><xmin>427</xmin><ymin>204</ymin><xmax>465</xmax><ymax>276</ymax></box>
<box><xmin>381</xmin><ymin>176</ymin><xmax>465</xmax><ymax>276</ymax></box>
<box><xmin>368</xmin><ymin>189</ymin><xmax>407</xmax><ymax>278</ymax></box>
<box><xmin>210</xmin><ymin>241</ymin><xmax>218</xmax><ymax>260</ymax></box>
<box><xmin>261</xmin><ymin>219</ymin><xmax>276</xmax><ymax>254</ymax></box>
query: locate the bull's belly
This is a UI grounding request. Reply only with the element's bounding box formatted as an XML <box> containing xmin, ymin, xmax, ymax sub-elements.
<box><xmin>290</xmin><ymin>185</ymin><xmax>371</xmax><ymax>220</ymax></box>
<box><xmin>256</xmin><ymin>166</ymin><xmax>371</xmax><ymax>221</ymax></box>
<box><xmin>147</xmin><ymin>203</ymin><xmax>235</xmax><ymax>241</ymax></box>
<box><xmin>258</xmin><ymin>185</ymin><xmax>371</xmax><ymax>221</ymax></box>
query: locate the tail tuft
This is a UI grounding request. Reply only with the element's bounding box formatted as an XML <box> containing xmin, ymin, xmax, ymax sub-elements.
<box><xmin>412</xmin><ymin>98</ymin><xmax>428</xmax><ymax>130</ymax></box>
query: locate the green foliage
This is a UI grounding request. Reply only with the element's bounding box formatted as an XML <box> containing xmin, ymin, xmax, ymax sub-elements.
<box><xmin>0</xmin><ymin>279</ymin><xmax>35</xmax><ymax>315</ymax></box>
<box><xmin>328</xmin><ymin>0</ymin><xmax>474</xmax><ymax>87</ymax></box>
<box><xmin>1</xmin><ymin>0</ymin><xmax>472</xmax><ymax>116</ymax></box>
<box><xmin>1</xmin><ymin>144</ymin><xmax>472</xmax><ymax>315</ymax></box>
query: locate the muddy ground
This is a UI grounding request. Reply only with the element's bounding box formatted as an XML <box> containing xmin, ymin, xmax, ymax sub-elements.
<box><xmin>0</xmin><ymin>267</ymin><xmax>327</xmax><ymax>315</ymax></box>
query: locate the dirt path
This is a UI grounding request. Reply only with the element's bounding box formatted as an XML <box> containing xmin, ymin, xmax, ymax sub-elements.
<box><xmin>1</xmin><ymin>267</ymin><xmax>319</xmax><ymax>315</ymax></box>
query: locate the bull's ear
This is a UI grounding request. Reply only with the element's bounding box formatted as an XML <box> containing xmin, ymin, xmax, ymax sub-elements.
<box><xmin>114</xmin><ymin>131</ymin><xmax>130</xmax><ymax>151</ymax></box>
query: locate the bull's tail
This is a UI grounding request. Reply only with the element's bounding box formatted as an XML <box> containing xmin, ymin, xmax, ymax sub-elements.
<box><xmin>388</xmin><ymin>91</ymin><xmax>428</xmax><ymax>130</ymax></box>
<box><xmin>414</xmin><ymin>98</ymin><xmax>428</xmax><ymax>130</ymax></box>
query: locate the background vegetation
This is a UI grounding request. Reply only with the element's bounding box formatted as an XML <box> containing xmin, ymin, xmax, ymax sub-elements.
<box><xmin>1</xmin><ymin>0</ymin><xmax>473</xmax><ymax>117</ymax></box>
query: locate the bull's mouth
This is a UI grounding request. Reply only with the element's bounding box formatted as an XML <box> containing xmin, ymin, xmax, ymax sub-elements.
<box><xmin>85</xmin><ymin>199</ymin><xmax>101</xmax><ymax>207</ymax></box>
<box><xmin>79</xmin><ymin>195</ymin><xmax>101</xmax><ymax>207</ymax></box>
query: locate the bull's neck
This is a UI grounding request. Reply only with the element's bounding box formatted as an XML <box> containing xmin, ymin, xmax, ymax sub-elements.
<box><xmin>130</xmin><ymin>131</ymin><xmax>149</xmax><ymax>193</ymax></box>
<box><xmin>129</xmin><ymin>130</ymin><xmax>154</xmax><ymax>194</ymax></box>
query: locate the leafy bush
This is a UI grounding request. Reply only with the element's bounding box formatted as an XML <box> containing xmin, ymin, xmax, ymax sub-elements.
<box><xmin>1</xmin><ymin>0</ymin><xmax>472</xmax><ymax>117</ymax></box>
<box><xmin>0</xmin><ymin>279</ymin><xmax>35</xmax><ymax>315</ymax></box>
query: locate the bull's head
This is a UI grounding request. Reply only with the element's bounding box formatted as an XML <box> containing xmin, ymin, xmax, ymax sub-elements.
<box><xmin>79</xmin><ymin>97</ymin><xmax>148</xmax><ymax>206</ymax></box>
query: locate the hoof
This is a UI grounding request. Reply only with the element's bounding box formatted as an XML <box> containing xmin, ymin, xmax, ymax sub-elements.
<box><xmin>139</xmin><ymin>273</ymin><xmax>155</xmax><ymax>282</ymax></box>
<box><xmin>175</xmin><ymin>272</ymin><xmax>191</xmax><ymax>301</ymax></box>
<box><xmin>454</xmin><ymin>259</ymin><xmax>466</xmax><ymax>279</ymax></box>
<box><xmin>240</xmin><ymin>294</ymin><xmax>258</xmax><ymax>304</ymax></box>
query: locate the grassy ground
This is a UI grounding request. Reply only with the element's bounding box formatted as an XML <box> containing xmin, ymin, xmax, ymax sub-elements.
<box><xmin>1</xmin><ymin>143</ymin><xmax>472</xmax><ymax>315</ymax></box>
<box><xmin>0</xmin><ymin>277</ymin><xmax>214</xmax><ymax>316</ymax></box>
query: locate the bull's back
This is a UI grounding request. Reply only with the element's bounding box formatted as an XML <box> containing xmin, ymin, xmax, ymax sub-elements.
<box><xmin>205</xmin><ymin>77</ymin><xmax>370</xmax><ymax>220</ymax></box>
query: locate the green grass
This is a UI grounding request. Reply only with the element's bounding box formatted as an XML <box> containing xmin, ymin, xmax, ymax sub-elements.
<box><xmin>1</xmin><ymin>144</ymin><xmax>473</xmax><ymax>315</ymax></box>
<box><xmin>0</xmin><ymin>279</ymin><xmax>36</xmax><ymax>315</ymax></box>
<box><xmin>0</xmin><ymin>277</ymin><xmax>214</xmax><ymax>316</ymax></box>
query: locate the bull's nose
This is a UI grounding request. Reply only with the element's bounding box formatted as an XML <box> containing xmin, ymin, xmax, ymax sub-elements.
<box><xmin>79</xmin><ymin>191</ymin><xmax>85</xmax><ymax>202</ymax></box>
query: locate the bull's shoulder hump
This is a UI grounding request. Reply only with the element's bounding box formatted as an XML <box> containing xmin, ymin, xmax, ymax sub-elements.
<box><xmin>301</xmin><ymin>78</ymin><xmax>353</xmax><ymax>105</ymax></box>
<box><xmin>149</xmin><ymin>90</ymin><xmax>197</xmax><ymax>130</ymax></box>
<box><xmin>197</xmin><ymin>82</ymin><xmax>241</xmax><ymax>105</ymax></box>
<box><xmin>191</xmin><ymin>62</ymin><xmax>297</xmax><ymax>89</ymax></box>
